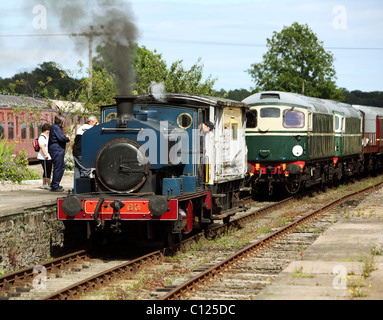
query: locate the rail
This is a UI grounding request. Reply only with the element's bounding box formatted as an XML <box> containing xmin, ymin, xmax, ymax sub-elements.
<box><xmin>160</xmin><ymin>181</ymin><xmax>383</xmax><ymax>300</ymax></box>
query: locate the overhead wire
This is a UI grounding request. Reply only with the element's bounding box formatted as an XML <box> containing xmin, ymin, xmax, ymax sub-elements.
<box><xmin>0</xmin><ymin>33</ymin><xmax>383</xmax><ymax>51</ymax></box>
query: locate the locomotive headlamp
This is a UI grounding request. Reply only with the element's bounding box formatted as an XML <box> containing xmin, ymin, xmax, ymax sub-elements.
<box><xmin>292</xmin><ymin>145</ymin><xmax>303</xmax><ymax>157</ymax></box>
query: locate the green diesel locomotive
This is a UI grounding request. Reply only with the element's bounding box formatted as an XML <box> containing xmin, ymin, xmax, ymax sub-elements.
<box><xmin>243</xmin><ymin>91</ymin><xmax>363</xmax><ymax>195</ymax></box>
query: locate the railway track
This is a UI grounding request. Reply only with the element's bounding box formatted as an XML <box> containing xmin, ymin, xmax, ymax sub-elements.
<box><xmin>0</xmin><ymin>249</ymin><xmax>164</xmax><ymax>300</ymax></box>
<box><xmin>1</xmin><ymin>178</ymin><xmax>382</xmax><ymax>300</ymax></box>
<box><xmin>0</xmin><ymin>197</ymin><xmax>290</xmax><ymax>300</ymax></box>
<box><xmin>161</xmin><ymin>181</ymin><xmax>383</xmax><ymax>300</ymax></box>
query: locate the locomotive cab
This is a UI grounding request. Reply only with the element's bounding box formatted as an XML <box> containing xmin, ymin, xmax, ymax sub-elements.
<box><xmin>246</xmin><ymin>104</ymin><xmax>309</xmax><ymax>161</ymax></box>
<box><xmin>245</xmin><ymin>93</ymin><xmax>310</xmax><ymax>195</ymax></box>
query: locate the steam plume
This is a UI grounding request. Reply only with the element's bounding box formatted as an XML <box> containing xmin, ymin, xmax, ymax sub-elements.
<box><xmin>149</xmin><ymin>81</ymin><xmax>167</xmax><ymax>101</ymax></box>
<box><xmin>32</xmin><ymin>0</ymin><xmax>138</xmax><ymax>95</ymax></box>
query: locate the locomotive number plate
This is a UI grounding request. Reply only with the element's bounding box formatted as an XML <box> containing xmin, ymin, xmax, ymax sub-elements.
<box><xmin>84</xmin><ymin>200</ymin><xmax>150</xmax><ymax>214</ymax></box>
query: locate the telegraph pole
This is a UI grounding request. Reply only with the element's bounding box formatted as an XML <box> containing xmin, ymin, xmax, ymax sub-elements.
<box><xmin>71</xmin><ymin>25</ymin><xmax>105</xmax><ymax>99</ymax></box>
<box><xmin>88</xmin><ymin>26</ymin><xmax>94</xmax><ymax>99</ymax></box>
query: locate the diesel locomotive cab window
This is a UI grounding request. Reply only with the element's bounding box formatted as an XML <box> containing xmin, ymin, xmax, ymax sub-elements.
<box><xmin>260</xmin><ymin>108</ymin><xmax>280</xmax><ymax>118</ymax></box>
<box><xmin>246</xmin><ymin>109</ymin><xmax>257</xmax><ymax>128</ymax></box>
<box><xmin>283</xmin><ymin>110</ymin><xmax>305</xmax><ymax>128</ymax></box>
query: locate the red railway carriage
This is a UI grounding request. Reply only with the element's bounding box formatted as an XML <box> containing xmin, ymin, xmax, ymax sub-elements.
<box><xmin>0</xmin><ymin>94</ymin><xmax>59</xmax><ymax>161</ymax></box>
<box><xmin>354</xmin><ymin>104</ymin><xmax>383</xmax><ymax>171</ymax></box>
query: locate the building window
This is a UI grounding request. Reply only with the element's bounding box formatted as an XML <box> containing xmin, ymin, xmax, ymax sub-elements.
<box><xmin>21</xmin><ymin>122</ymin><xmax>27</xmax><ymax>139</ymax></box>
<box><xmin>29</xmin><ymin>123</ymin><xmax>35</xmax><ymax>139</ymax></box>
<box><xmin>0</xmin><ymin>122</ymin><xmax>4</xmax><ymax>138</ymax></box>
<box><xmin>8</xmin><ymin>122</ymin><xmax>14</xmax><ymax>140</ymax></box>
<box><xmin>231</xmin><ymin>123</ymin><xmax>238</xmax><ymax>140</ymax></box>
<box><xmin>38</xmin><ymin>122</ymin><xmax>43</xmax><ymax>136</ymax></box>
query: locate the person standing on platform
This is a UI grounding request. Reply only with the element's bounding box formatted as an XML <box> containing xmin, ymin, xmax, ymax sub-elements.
<box><xmin>73</xmin><ymin>115</ymin><xmax>98</xmax><ymax>179</ymax></box>
<box><xmin>48</xmin><ymin>116</ymin><xmax>69</xmax><ymax>192</ymax></box>
<box><xmin>37</xmin><ymin>123</ymin><xmax>52</xmax><ymax>189</ymax></box>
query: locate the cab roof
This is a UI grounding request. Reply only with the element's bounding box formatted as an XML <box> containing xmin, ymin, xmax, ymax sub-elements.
<box><xmin>243</xmin><ymin>91</ymin><xmax>361</xmax><ymax>118</ymax></box>
<box><xmin>113</xmin><ymin>93</ymin><xmax>249</xmax><ymax>109</ymax></box>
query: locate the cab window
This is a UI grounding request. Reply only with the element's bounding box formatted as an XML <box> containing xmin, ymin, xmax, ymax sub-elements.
<box><xmin>283</xmin><ymin>110</ymin><xmax>305</xmax><ymax>128</ymax></box>
<box><xmin>246</xmin><ymin>109</ymin><xmax>257</xmax><ymax>128</ymax></box>
<box><xmin>260</xmin><ymin>108</ymin><xmax>280</xmax><ymax>118</ymax></box>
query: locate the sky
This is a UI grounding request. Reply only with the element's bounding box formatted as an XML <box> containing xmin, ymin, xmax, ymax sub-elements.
<box><xmin>1</xmin><ymin>0</ymin><xmax>383</xmax><ymax>93</ymax></box>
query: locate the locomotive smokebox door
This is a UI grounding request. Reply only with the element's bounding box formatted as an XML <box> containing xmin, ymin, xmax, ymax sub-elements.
<box><xmin>96</xmin><ymin>138</ymin><xmax>150</xmax><ymax>193</ymax></box>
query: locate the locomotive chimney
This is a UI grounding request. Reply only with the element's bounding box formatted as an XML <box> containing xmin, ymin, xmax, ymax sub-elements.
<box><xmin>115</xmin><ymin>97</ymin><xmax>134</xmax><ymax>127</ymax></box>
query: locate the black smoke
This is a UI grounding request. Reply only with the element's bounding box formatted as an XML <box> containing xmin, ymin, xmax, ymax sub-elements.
<box><xmin>31</xmin><ymin>0</ymin><xmax>138</xmax><ymax>95</ymax></box>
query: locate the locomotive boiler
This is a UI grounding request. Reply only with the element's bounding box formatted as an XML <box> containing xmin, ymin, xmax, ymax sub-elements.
<box><xmin>57</xmin><ymin>93</ymin><xmax>249</xmax><ymax>244</ymax></box>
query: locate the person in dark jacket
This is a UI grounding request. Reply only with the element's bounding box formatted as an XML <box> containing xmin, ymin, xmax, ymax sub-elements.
<box><xmin>73</xmin><ymin>116</ymin><xmax>98</xmax><ymax>180</ymax></box>
<box><xmin>48</xmin><ymin>116</ymin><xmax>70</xmax><ymax>192</ymax></box>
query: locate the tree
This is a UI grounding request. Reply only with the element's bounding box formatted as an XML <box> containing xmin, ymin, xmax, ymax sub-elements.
<box><xmin>94</xmin><ymin>44</ymin><xmax>218</xmax><ymax>96</ymax></box>
<box><xmin>342</xmin><ymin>89</ymin><xmax>383</xmax><ymax>107</ymax></box>
<box><xmin>247</xmin><ymin>22</ymin><xmax>344</xmax><ymax>100</ymax></box>
<box><xmin>225</xmin><ymin>89</ymin><xmax>253</xmax><ymax>101</ymax></box>
<box><xmin>132</xmin><ymin>45</ymin><xmax>168</xmax><ymax>94</ymax></box>
<box><xmin>0</xmin><ymin>62</ymin><xmax>81</xmax><ymax>99</ymax></box>
<box><xmin>133</xmin><ymin>45</ymin><xmax>218</xmax><ymax>96</ymax></box>
<box><xmin>77</xmin><ymin>65</ymin><xmax>117</xmax><ymax>114</ymax></box>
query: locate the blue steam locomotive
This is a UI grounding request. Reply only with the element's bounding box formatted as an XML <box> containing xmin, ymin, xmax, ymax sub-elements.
<box><xmin>58</xmin><ymin>93</ymin><xmax>249</xmax><ymax>244</ymax></box>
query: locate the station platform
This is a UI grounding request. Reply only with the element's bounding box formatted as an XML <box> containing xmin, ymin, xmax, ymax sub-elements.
<box><xmin>255</xmin><ymin>186</ymin><xmax>383</xmax><ymax>300</ymax></box>
<box><xmin>0</xmin><ymin>170</ymin><xmax>73</xmax><ymax>217</ymax></box>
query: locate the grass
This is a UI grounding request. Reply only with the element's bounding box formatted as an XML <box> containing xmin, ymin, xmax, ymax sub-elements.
<box><xmin>347</xmin><ymin>243</ymin><xmax>381</xmax><ymax>299</ymax></box>
<box><xmin>293</xmin><ymin>267</ymin><xmax>313</xmax><ymax>278</ymax></box>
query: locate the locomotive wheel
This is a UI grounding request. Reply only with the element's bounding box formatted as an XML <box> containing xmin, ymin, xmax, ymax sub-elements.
<box><xmin>162</xmin><ymin>232</ymin><xmax>182</xmax><ymax>247</ymax></box>
<box><xmin>284</xmin><ymin>178</ymin><xmax>301</xmax><ymax>194</ymax></box>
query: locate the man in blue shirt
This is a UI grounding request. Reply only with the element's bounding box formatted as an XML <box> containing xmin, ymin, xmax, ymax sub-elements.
<box><xmin>48</xmin><ymin>116</ymin><xmax>70</xmax><ymax>192</ymax></box>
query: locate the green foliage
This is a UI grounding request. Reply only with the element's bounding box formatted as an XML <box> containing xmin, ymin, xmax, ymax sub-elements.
<box><xmin>224</xmin><ymin>88</ymin><xmax>253</xmax><ymax>101</ymax></box>
<box><xmin>77</xmin><ymin>66</ymin><xmax>117</xmax><ymax>115</ymax></box>
<box><xmin>95</xmin><ymin>44</ymin><xmax>217</xmax><ymax>96</ymax></box>
<box><xmin>0</xmin><ymin>62</ymin><xmax>81</xmax><ymax>99</ymax></box>
<box><xmin>164</xmin><ymin>58</ymin><xmax>217</xmax><ymax>96</ymax></box>
<box><xmin>132</xmin><ymin>45</ymin><xmax>168</xmax><ymax>94</ymax></box>
<box><xmin>132</xmin><ymin>45</ymin><xmax>217</xmax><ymax>95</ymax></box>
<box><xmin>343</xmin><ymin>89</ymin><xmax>383</xmax><ymax>107</ymax></box>
<box><xmin>64</xmin><ymin>147</ymin><xmax>75</xmax><ymax>171</ymax></box>
<box><xmin>247</xmin><ymin>22</ymin><xmax>344</xmax><ymax>100</ymax></box>
<box><xmin>0</xmin><ymin>140</ymin><xmax>39</xmax><ymax>183</ymax></box>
